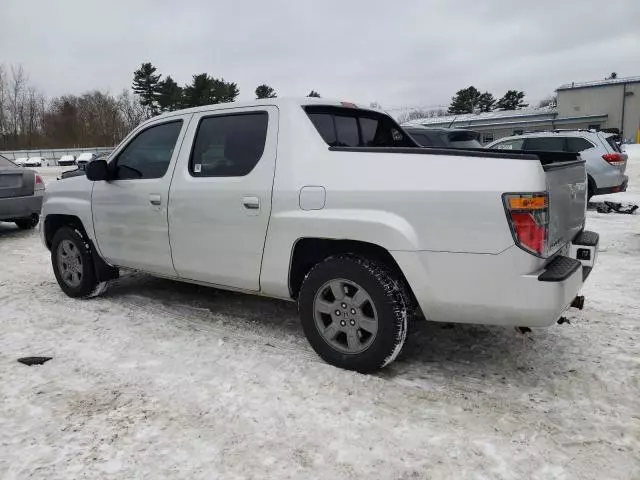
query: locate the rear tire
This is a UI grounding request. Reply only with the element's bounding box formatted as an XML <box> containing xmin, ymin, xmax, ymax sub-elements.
<box><xmin>298</xmin><ymin>255</ymin><xmax>411</xmax><ymax>372</ymax></box>
<box><xmin>15</xmin><ymin>213</ymin><xmax>39</xmax><ymax>230</ymax></box>
<box><xmin>51</xmin><ymin>226</ymin><xmax>107</xmax><ymax>298</ymax></box>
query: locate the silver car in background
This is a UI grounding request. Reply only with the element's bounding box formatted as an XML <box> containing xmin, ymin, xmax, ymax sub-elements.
<box><xmin>0</xmin><ymin>154</ymin><xmax>45</xmax><ymax>229</ymax></box>
<box><xmin>487</xmin><ymin>130</ymin><xmax>628</xmax><ymax>199</ymax></box>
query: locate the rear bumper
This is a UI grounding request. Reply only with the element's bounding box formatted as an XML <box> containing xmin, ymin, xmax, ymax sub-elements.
<box><xmin>393</xmin><ymin>230</ymin><xmax>599</xmax><ymax>327</ymax></box>
<box><xmin>595</xmin><ymin>175</ymin><xmax>628</xmax><ymax>195</ymax></box>
<box><xmin>0</xmin><ymin>193</ymin><xmax>43</xmax><ymax>220</ymax></box>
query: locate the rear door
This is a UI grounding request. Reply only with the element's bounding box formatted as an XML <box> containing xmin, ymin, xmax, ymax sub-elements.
<box><xmin>168</xmin><ymin>106</ymin><xmax>278</xmax><ymax>291</ymax></box>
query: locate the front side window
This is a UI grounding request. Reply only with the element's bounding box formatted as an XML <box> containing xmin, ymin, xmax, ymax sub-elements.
<box><xmin>306</xmin><ymin>106</ymin><xmax>416</xmax><ymax>148</ymax></box>
<box><xmin>566</xmin><ymin>137</ymin><xmax>595</xmax><ymax>153</ymax></box>
<box><xmin>524</xmin><ymin>136</ymin><xmax>565</xmax><ymax>151</ymax></box>
<box><xmin>113</xmin><ymin>121</ymin><xmax>183</xmax><ymax>180</ymax></box>
<box><xmin>190</xmin><ymin>112</ymin><xmax>268</xmax><ymax>177</ymax></box>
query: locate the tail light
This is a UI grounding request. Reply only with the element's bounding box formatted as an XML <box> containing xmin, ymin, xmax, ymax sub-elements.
<box><xmin>503</xmin><ymin>193</ymin><xmax>548</xmax><ymax>256</ymax></box>
<box><xmin>602</xmin><ymin>153</ymin><xmax>626</xmax><ymax>166</ymax></box>
<box><xmin>35</xmin><ymin>174</ymin><xmax>45</xmax><ymax>190</ymax></box>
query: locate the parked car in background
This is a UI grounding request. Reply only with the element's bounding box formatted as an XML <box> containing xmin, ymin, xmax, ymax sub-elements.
<box><xmin>25</xmin><ymin>156</ymin><xmax>46</xmax><ymax>167</ymax></box>
<box><xmin>14</xmin><ymin>157</ymin><xmax>28</xmax><ymax>166</ymax></box>
<box><xmin>76</xmin><ymin>152</ymin><xmax>96</xmax><ymax>167</ymax></box>
<box><xmin>41</xmin><ymin>98</ymin><xmax>597</xmax><ymax>372</ymax></box>
<box><xmin>58</xmin><ymin>154</ymin><xmax>76</xmax><ymax>166</ymax></box>
<box><xmin>58</xmin><ymin>154</ymin><xmax>107</xmax><ymax>180</ymax></box>
<box><xmin>403</xmin><ymin>127</ymin><xmax>482</xmax><ymax>149</ymax></box>
<box><xmin>0</xmin><ymin>154</ymin><xmax>45</xmax><ymax>229</ymax></box>
<box><xmin>487</xmin><ymin>130</ymin><xmax>628</xmax><ymax>199</ymax></box>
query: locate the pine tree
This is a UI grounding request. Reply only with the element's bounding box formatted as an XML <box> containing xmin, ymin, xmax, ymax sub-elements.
<box><xmin>606</xmin><ymin>72</ymin><xmax>618</xmax><ymax>80</ymax></box>
<box><xmin>132</xmin><ymin>62</ymin><xmax>161</xmax><ymax>116</ymax></box>
<box><xmin>307</xmin><ymin>90</ymin><xmax>321</xmax><ymax>98</ymax></box>
<box><xmin>477</xmin><ymin>92</ymin><xmax>495</xmax><ymax>112</ymax></box>
<box><xmin>496</xmin><ymin>90</ymin><xmax>528</xmax><ymax>110</ymax></box>
<box><xmin>255</xmin><ymin>84</ymin><xmax>277</xmax><ymax>99</ymax></box>
<box><xmin>157</xmin><ymin>76</ymin><xmax>183</xmax><ymax>112</ymax></box>
<box><xmin>448</xmin><ymin>86</ymin><xmax>481</xmax><ymax>114</ymax></box>
<box><xmin>182</xmin><ymin>74</ymin><xmax>239</xmax><ymax>107</ymax></box>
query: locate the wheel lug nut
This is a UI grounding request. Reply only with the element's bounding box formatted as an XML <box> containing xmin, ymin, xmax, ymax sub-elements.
<box><xmin>350</xmin><ymin>319</ymin><xmax>356</xmax><ymax>326</ymax></box>
<box><xmin>341</xmin><ymin>303</ymin><xmax>347</xmax><ymax>309</ymax></box>
<box><xmin>350</xmin><ymin>308</ymin><xmax>356</xmax><ymax>314</ymax></box>
<box><xmin>340</xmin><ymin>320</ymin><xmax>346</xmax><ymax>327</ymax></box>
<box><xmin>335</xmin><ymin>310</ymin><xmax>341</xmax><ymax>316</ymax></box>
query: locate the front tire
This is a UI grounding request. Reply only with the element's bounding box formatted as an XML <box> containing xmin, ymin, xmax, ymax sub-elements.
<box><xmin>15</xmin><ymin>213</ymin><xmax>39</xmax><ymax>230</ymax></box>
<box><xmin>51</xmin><ymin>227</ymin><xmax>107</xmax><ymax>298</ymax></box>
<box><xmin>298</xmin><ymin>255</ymin><xmax>411</xmax><ymax>372</ymax></box>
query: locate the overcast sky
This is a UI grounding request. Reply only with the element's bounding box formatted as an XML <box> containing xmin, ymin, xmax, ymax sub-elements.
<box><xmin>2</xmin><ymin>0</ymin><xmax>639</xmax><ymax>111</ymax></box>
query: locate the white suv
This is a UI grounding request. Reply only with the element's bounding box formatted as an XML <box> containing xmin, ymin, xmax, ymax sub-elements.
<box><xmin>487</xmin><ymin>131</ymin><xmax>628</xmax><ymax>199</ymax></box>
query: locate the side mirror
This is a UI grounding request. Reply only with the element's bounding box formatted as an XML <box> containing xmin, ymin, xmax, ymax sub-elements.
<box><xmin>86</xmin><ymin>159</ymin><xmax>109</xmax><ymax>181</ymax></box>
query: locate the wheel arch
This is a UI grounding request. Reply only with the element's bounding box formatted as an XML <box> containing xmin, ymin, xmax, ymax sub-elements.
<box><xmin>45</xmin><ymin>214</ymin><xmax>119</xmax><ymax>283</ymax></box>
<box><xmin>288</xmin><ymin>237</ymin><xmax>415</xmax><ymax>304</ymax></box>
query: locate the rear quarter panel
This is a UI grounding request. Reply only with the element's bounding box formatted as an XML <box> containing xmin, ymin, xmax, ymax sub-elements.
<box><xmin>259</xmin><ymin>103</ymin><xmax>548</xmax><ymax>298</ymax></box>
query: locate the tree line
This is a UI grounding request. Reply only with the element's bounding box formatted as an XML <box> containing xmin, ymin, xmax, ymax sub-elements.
<box><xmin>132</xmin><ymin>61</ymin><xmax>321</xmax><ymax>117</ymax></box>
<box><xmin>447</xmin><ymin>86</ymin><xmax>528</xmax><ymax>114</ymax></box>
<box><xmin>0</xmin><ymin>62</ymin><xmax>322</xmax><ymax>151</ymax></box>
<box><xmin>0</xmin><ymin>65</ymin><xmax>146</xmax><ymax>150</ymax></box>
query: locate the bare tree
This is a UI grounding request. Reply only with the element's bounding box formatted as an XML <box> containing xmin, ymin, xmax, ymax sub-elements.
<box><xmin>117</xmin><ymin>89</ymin><xmax>147</xmax><ymax>134</ymax></box>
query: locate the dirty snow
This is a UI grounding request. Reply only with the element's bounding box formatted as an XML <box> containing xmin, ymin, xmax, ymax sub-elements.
<box><xmin>0</xmin><ymin>156</ymin><xmax>639</xmax><ymax>479</ymax></box>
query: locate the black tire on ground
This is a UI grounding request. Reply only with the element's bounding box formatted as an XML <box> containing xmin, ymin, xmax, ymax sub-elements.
<box><xmin>587</xmin><ymin>176</ymin><xmax>596</xmax><ymax>201</ymax></box>
<box><xmin>51</xmin><ymin>226</ymin><xmax>107</xmax><ymax>298</ymax></box>
<box><xmin>14</xmin><ymin>213</ymin><xmax>39</xmax><ymax>230</ymax></box>
<box><xmin>298</xmin><ymin>255</ymin><xmax>412</xmax><ymax>373</ymax></box>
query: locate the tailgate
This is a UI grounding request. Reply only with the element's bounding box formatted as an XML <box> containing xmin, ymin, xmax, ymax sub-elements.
<box><xmin>544</xmin><ymin>158</ymin><xmax>587</xmax><ymax>255</ymax></box>
<box><xmin>0</xmin><ymin>168</ymin><xmax>35</xmax><ymax>199</ymax></box>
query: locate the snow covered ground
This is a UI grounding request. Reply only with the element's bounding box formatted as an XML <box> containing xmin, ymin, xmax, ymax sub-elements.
<box><xmin>1</xmin><ymin>155</ymin><xmax>639</xmax><ymax>479</ymax></box>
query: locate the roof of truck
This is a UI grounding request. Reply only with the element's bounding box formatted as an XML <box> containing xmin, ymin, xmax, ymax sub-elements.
<box><xmin>150</xmin><ymin>97</ymin><xmax>382</xmax><ymax>123</ymax></box>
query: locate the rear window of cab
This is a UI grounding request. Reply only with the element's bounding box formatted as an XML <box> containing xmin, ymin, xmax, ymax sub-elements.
<box><xmin>305</xmin><ymin>106</ymin><xmax>416</xmax><ymax>148</ymax></box>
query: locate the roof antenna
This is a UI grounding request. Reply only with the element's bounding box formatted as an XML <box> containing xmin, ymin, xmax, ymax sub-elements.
<box><xmin>448</xmin><ymin>116</ymin><xmax>457</xmax><ymax>128</ymax></box>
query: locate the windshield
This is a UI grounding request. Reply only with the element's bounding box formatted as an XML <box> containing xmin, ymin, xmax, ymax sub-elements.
<box><xmin>447</xmin><ymin>131</ymin><xmax>482</xmax><ymax>148</ymax></box>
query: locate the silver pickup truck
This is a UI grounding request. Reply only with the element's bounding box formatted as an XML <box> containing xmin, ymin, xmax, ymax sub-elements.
<box><xmin>41</xmin><ymin>98</ymin><xmax>598</xmax><ymax>372</ymax></box>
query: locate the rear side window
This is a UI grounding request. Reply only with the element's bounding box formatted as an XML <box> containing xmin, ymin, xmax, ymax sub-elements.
<box><xmin>190</xmin><ymin>112</ymin><xmax>268</xmax><ymax>177</ymax></box>
<box><xmin>566</xmin><ymin>137</ymin><xmax>594</xmax><ymax>153</ymax></box>
<box><xmin>604</xmin><ymin>135</ymin><xmax>622</xmax><ymax>153</ymax></box>
<box><xmin>524</xmin><ymin>137</ymin><xmax>566</xmax><ymax>151</ymax></box>
<box><xmin>306</xmin><ymin>106</ymin><xmax>416</xmax><ymax>148</ymax></box>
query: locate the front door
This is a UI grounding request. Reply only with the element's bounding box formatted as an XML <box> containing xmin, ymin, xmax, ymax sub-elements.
<box><xmin>92</xmin><ymin>117</ymin><xmax>190</xmax><ymax>276</ymax></box>
<box><xmin>168</xmin><ymin>106</ymin><xmax>278</xmax><ymax>291</ymax></box>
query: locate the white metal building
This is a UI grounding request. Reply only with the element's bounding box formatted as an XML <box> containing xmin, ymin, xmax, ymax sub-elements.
<box><xmin>403</xmin><ymin>75</ymin><xmax>640</xmax><ymax>144</ymax></box>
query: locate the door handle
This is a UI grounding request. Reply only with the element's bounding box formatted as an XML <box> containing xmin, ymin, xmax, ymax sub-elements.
<box><xmin>242</xmin><ymin>196</ymin><xmax>260</xmax><ymax>210</ymax></box>
<box><xmin>149</xmin><ymin>193</ymin><xmax>162</xmax><ymax>206</ymax></box>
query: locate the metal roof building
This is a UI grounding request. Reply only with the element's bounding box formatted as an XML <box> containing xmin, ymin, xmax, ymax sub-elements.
<box><xmin>403</xmin><ymin>75</ymin><xmax>640</xmax><ymax>144</ymax></box>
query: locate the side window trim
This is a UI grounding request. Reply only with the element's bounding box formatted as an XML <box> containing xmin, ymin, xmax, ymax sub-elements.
<box><xmin>188</xmin><ymin>110</ymin><xmax>269</xmax><ymax>178</ymax></box>
<box><xmin>109</xmin><ymin>118</ymin><xmax>185</xmax><ymax>180</ymax></box>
